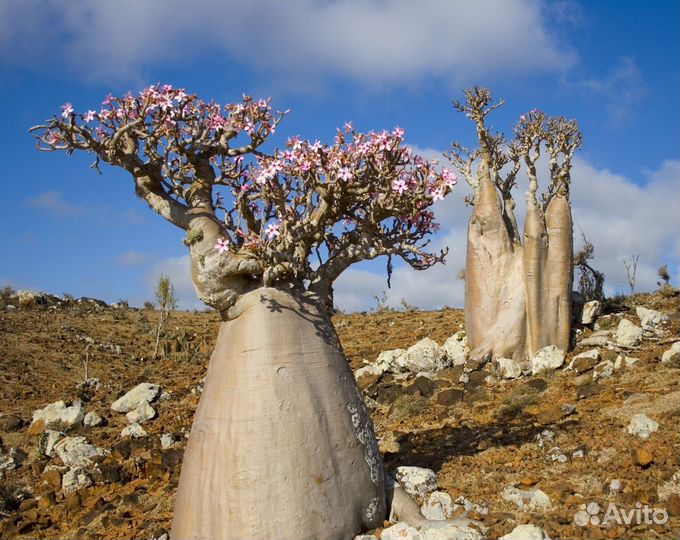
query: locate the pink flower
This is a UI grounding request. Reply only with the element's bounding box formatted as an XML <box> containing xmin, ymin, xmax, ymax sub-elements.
<box><xmin>215</xmin><ymin>238</ymin><xmax>230</xmax><ymax>253</ymax></box>
<box><xmin>265</xmin><ymin>222</ymin><xmax>280</xmax><ymax>240</ymax></box>
<box><xmin>338</xmin><ymin>167</ymin><xmax>353</xmax><ymax>181</ymax></box>
<box><xmin>343</xmin><ymin>121</ymin><xmax>354</xmax><ymax>131</ymax></box>
<box><xmin>44</xmin><ymin>130</ymin><xmax>61</xmax><ymax>145</ymax></box>
<box><xmin>392</xmin><ymin>178</ymin><xmax>409</xmax><ymax>195</ymax></box>
<box><xmin>442</xmin><ymin>168</ymin><xmax>458</xmax><ymax>188</ymax></box>
<box><xmin>174</xmin><ymin>89</ymin><xmax>188</xmax><ymax>102</ymax></box>
<box><xmin>531</xmin><ymin>108</ymin><xmax>539</xmax><ymax>114</ymax></box>
<box><xmin>310</xmin><ymin>140</ymin><xmax>323</xmax><ymax>152</ymax></box>
<box><xmin>431</xmin><ymin>188</ymin><xmax>445</xmax><ymax>202</ymax></box>
<box><xmin>520</xmin><ymin>115</ymin><xmax>527</xmax><ymax>122</ymax></box>
<box><xmin>61</xmin><ymin>103</ymin><xmax>73</xmax><ymax>118</ymax></box>
<box><xmin>83</xmin><ymin>110</ymin><xmax>96</xmax><ymax>122</ymax></box>
<box><xmin>392</xmin><ymin>126</ymin><xmax>405</xmax><ymax>140</ymax></box>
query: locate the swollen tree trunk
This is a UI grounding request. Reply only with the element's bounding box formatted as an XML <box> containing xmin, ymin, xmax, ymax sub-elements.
<box><xmin>465</xmin><ymin>172</ymin><xmax>527</xmax><ymax>361</ymax></box>
<box><xmin>465</xmin><ymin>180</ymin><xmax>573</xmax><ymax>362</ymax></box>
<box><xmin>171</xmin><ymin>287</ymin><xmax>386</xmax><ymax>540</ymax></box>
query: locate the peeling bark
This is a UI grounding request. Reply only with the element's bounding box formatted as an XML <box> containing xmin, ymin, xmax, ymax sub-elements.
<box><xmin>171</xmin><ymin>287</ymin><xmax>385</xmax><ymax>540</ymax></box>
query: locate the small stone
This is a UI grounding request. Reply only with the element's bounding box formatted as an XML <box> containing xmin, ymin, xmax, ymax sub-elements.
<box><xmin>631</xmin><ymin>448</ymin><xmax>654</xmax><ymax>467</ymax></box>
<box><xmin>496</xmin><ymin>357</ymin><xmax>523</xmax><ymax>379</ymax></box>
<box><xmin>531</xmin><ymin>346</ymin><xmax>565</xmax><ymax>375</ymax></box>
<box><xmin>83</xmin><ymin>411</ymin><xmax>105</xmax><ymax>427</ymax></box>
<box><xmin>381</xmin><ymin>522</ymin><xmax>419</xmax><ymax>540</ymax></box>
<box><xmin>354</xmin><ymin>364</ymin><xmax>384</xmax><ymax>390</ymax></box>
<box><xmin>501</xmin><ymin>486</ymin><xmax>552</xmax><ymax>511</ymax></box>
<box><xmin>38</xmin><ymin>430</ymin><xmax>64</xmax><ymax>457</ymax></box>
<box><xmin>121</xmin><ymin>423</ymin><xmax>147</xmax><ymax>438</ymax></box>
<box><xmin>592</xmin><ymin>360</ymin><xmax>614</xmax><ymax>381</ymax></box>
<box><xmin>378</xmin><ymin>431</ymin><xmax>401</xmax><ymax>455</ymax></box>
<box><xmin>520</xmin><ymin>476</ymin><xmax>540</xmax><ymax>487</ymax></box>
<box><xmin>581</xmin><ymin>301</ymin><xmax>601</xmax><ymax>325</ymax></box>
<box><xmin>442</xmin><ymin>331</ymin><xmax>469</xmax><ymax>366</ymax></box>
<box><xmin>568</xmin><ymin>349</ymin><xmax>600</xmax><ymax>373</ymax></box>
<box><xmin>0</xmin><ymin>447</ymin><xmax>27</xmax><ymax>470</ymax></box>
<box><xmin>62</xmin><ymin>466</ymin><xmax>92</xmax><ymax>495</ymax></box>
<box><xmin>375</xmin><ymin>349</ymin><xmax>407</xmax><ymax>372</ymax></box>
<box><xmin>501</xmin><ymin>524</ymin><xmax>552</xmax><ymax>540</ymax></box>
<box><xmin>666</xmin><ymin>493</ymin><xmax>680</xmax><ymax>517</ymax></box>
<box><xmin>421</xmin><ymin>491</ymin><xmax>453</xmax><ymax>521</ymax></box>
<box><xmin>615</xmin><ymin>319</ymin><xmax>643</xmax><ymax>348</ymax></box>
<box><xmin>394</xmin><ymin>466</ymin><xmax>438</xmax><ymax>498</ymax></box>
<box><xmin>609</xmin><ymin>479</ymin><xmax>622</xmax><ymax>492</ymax></box>
<box><xmin>160</xmin><ymin>433</ymin><xmax>177</xmax><ymax>450</ymax></box>
<box><xmin>614</xmin><ymin>355</ymin><xmax>638</xmax><ymax>370</ymax></box>
<box><xmin>54</xmin><ymin>436</ymin><xmax>107</xmax><ymax>467</ymax></box>
<box><xmin>661</xmin><ymin>342</ymin><xmax>680</xmax><ymax>368</ymax></box>
<box><xmin>627</xmin><ymin>414</ymin><xmax>659</xmax><ymax>439</ymax></box>
<box><xmin>419</xmin><ymin>520</ymin><xmax>484</xmax><ymax>540</ymax></box>
<box><xmin>125</xmin><ymin>400</ymin><xmax>156</xmax><ymax>424</ymax></box>
<box><xmin>111</xmin><ymin>383</ymin><xmax>161</xmax><ymax>413</ymax></box>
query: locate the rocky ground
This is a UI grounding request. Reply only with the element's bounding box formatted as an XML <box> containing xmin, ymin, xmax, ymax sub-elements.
<box><xmin>0</xmin><ymin>291</ymin><xmax>678</xmax><ymax>539</ymax></box>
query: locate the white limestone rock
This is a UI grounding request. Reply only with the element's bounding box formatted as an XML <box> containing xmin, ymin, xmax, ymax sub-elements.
<box><xmin>394</xmin><ymin>466</ymin><xmax>438</xmax><ymax>498</ymax></box>
<box><xmin>29</xmin><ymin>400</ymin><xmax>85</xmax><ymax>433</ymax></box>
<box><xmin>125</xmin><ymin>400</ymin><xmax>156</xmax><ymax>424</ymax></box>
<box><xmin>111</xmin><ymin>383</ymin><xmax>161</xmax><ymax>413</ymax></box>
<box><xmin>627</xmin><ymin>414</ymin><xmax>659</xmax><ymax>439</ymax></box>
<box><xmin>496</xmin><ymin>357</ymin><xmax>523</xmax><ymax>379</ymax></box>
<box><xmin>501</xmin><ymin>524</ymin><xmax>552</xmax><ymax>540</ymax></box>
<box><xmin>62</xmin><ymin>466</ymin><xmax>92</xmax><ymax>495</ymax></box>
<box><xmin>501</xmin><ymin>486</ymin><xmax>552</xmax><ymax>511</ymax></box>
<box><xmin>393</xmin><ymin>339</ymin><xmax>449</xmax><ymax>373</ymax></box>
<box><xmin>54</xmin><ymin>436</ymin><xmax>107</xmax><ymax>467</ymax></box>
<box><xmin>442</xmin><ymin>332</ymin><xmax>469</xmax><ymax>366</ymax></box>
<box><xmin>531</xmin><ymin>346</ymin><xmax>565</xmax><ymax>375</ymax></box>
<box><xmin>661</xmin><ymin>342</ymin><xmax>680</xmax><ymax>368</ymax></box>
<box><xmin>581</xmin><ymin>301</ymin><xmax>601</xmax><ymax>325</ymax></box>
<box><xmin>121</xmin><ymin>423</ymin><xmax>147</xmax><ymax>438</ymax></box>
<box><xmin>615</xmin><ymin>319</ymin><xmax>642</xmax><ymax>348</ymax></box>
<box><xmin>421</xmin><ymin>491</ymin><xmax>453</xmax><ymax>521</ymax></box>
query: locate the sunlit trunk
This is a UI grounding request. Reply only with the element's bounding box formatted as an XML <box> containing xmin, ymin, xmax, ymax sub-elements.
<box><xmin>171</xmin><ymin>287</ymin><xmax>385</xmax><ymax>540</ymax></box>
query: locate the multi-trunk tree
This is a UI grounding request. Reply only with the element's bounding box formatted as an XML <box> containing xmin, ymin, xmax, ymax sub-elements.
<box><xmin>447</xmin><ymin>87</ymin><xmax>582</xmax><ymax>363</ymax></box>
<box><xmin>32</xmin><ymin>85</ymin><xmax>456</xmax><ymax>539</ymax></box>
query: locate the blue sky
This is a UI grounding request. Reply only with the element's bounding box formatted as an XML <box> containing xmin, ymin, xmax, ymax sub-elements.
<box><xmin>1</xmin><ymin>0</ymin><xmax>678</xmax><ymax>310</ymax></box>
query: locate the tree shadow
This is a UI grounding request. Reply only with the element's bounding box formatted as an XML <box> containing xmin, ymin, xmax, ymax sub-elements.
<box><xmin>384</xmin><ymin>416</ymin><xmax>580</xmax><ymax>475</ymax></box>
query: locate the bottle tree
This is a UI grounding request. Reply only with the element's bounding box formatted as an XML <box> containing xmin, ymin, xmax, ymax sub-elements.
<box><xmin>31</xmin><ymin>85</ymin><xmax>456</xmax><ymax>539</ymax></box>
<box><xmin>447</xmin><ymin>87</ymin><xmax>582</xmax><ymax>363</ymax></box>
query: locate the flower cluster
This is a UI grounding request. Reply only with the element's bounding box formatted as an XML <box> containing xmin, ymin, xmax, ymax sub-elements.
<box><xmin>32</xmin><ymin>87</ymin><xmax>454</xmax><ymax>293</ymax></box>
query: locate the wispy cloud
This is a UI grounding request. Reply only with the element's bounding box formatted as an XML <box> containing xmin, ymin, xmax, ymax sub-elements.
<box><xmin>117</xmin><ymin>250</ymin><xmax>152</xmax><ymax>267</ymax></box>
<box><xmin>580</xmin><ymin>56</ymin><xmax>647</xmax><ymax>127</ymax></box>
<box><xmin>0</xmin><ymin>0</ymin><xmax>575</xmax><ymax>86</ymax></box>
<box><xmin>24</xmin><ymin>191</ymin><xmax>85</xmax><ymax>217</ymax></box>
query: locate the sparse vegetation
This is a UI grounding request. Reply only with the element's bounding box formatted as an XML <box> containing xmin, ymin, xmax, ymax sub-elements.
<box><xmin>152</xmin><ymin>274</ymin><xmax>178</xmax><ymax>361</ymax></box>
<box><xmin>623</xmin><ymin>255</ymin><xmax>640</xmax><ymax>295</ymax></box>
<box><xmin>573</xmin><ymin>231</ymin><xmax>605</xmax><ymax>301</ymax></box>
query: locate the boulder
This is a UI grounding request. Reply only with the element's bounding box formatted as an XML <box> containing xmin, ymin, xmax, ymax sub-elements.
<box><xmin>375</xmin><ymin>349</ymin><xmax>406</xmax><ymax>372</ymax></box>
<box><xmin>531</xmin><ymin>346</ymin><xmax>565</xmax><ymax>375</ymax></box>
<box><xmin>577</xmin><ymin>331</ymin><xmax>612</xmax><ymax>348</ymax></box>
<box><xmin>394</xmin><ymin>466</ymin><xmax>438</xmax><ymax>498</ymax></box>
<box><xmin>354</xmin><ymin>364</ymin><xmax>385</xmax><ymax>390</ymax></box>
<box><xmin>635</xmin><ymin>306</ymin><xmax>668</xmax><ymax>335</ymax></box>
<box><xmin>125</xmin><ymin>401</ymin><xmax>156</xmax><ymax>424</ymax></box>
<box><xmin>501</xmin><ymin>525</ymin><xmax>552</xmax><ymax>540</ymax></box>
<box><xmin>421</xmin><ymin>491</ymin><xmax>453</xmax><ymax>521</ymax></box>
<box><xmin>661</xmin><ymin>342</ymin><xmax>680</xmax><ymax>368</ymax></box>
<box><xmin>62</xmin><ymin>466</ymin><xmax>92</xmax><ymax>495</ymax></box>
<box><xmin>501</xmin><ymin>486</ymin><xmax>552</xmax><ymax>511</ymax></box>
<box><xmin>121</xmin><ymin>423</ymin><xmax>147</xmax><ymax>438</ymax></box>
<box><xmin>615</xmin><ymin>319</ymin><xmax>642</xmax><ymax>348</ymax></box>
<box><xmin>53</xmin><ymin>436</ymin><xmax>107</xmax><ymax>467</ymax></box>
<box><xmin>28</xmin><ymin>400</ymin><xmax>85</xmax><ymax>434</ymax></box>
<box><xmin>627</xmin><ymin>414</ymin><xmax>659</xmax><ymax>439</ymax></box>
<box><xmin>393</xmin><ymin>339</ymin><xmax>449</xmax><ymax>373</ymax></box>
<box><xmin>442</xmin><ymin>332</ymin><xmax>469</xmax><ymax>366</ymax></box>
<box><xmin>111</xmin><ymin>383</ymin><xmax>161</xmax><ymax>413</ymax></box>
<box><xmin>581</xmin><ymin>301</ymin><xmax>601</xmax><ymax>325</ymax></box>
<box><xmin>496</xmin><ymin>358</ymin><xmax>522</xmax><ymax>379</ymax></box>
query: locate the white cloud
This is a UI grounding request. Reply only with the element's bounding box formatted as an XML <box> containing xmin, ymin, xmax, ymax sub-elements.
<box><xmin>0</xmin><ymin>0</ymin><xmax>574</xmax><ymax>85</ymax></box>
<box><xmin>24</xmin><ymin>191</ymin><xmax>84</xmax><ymax>217</ymax></box>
